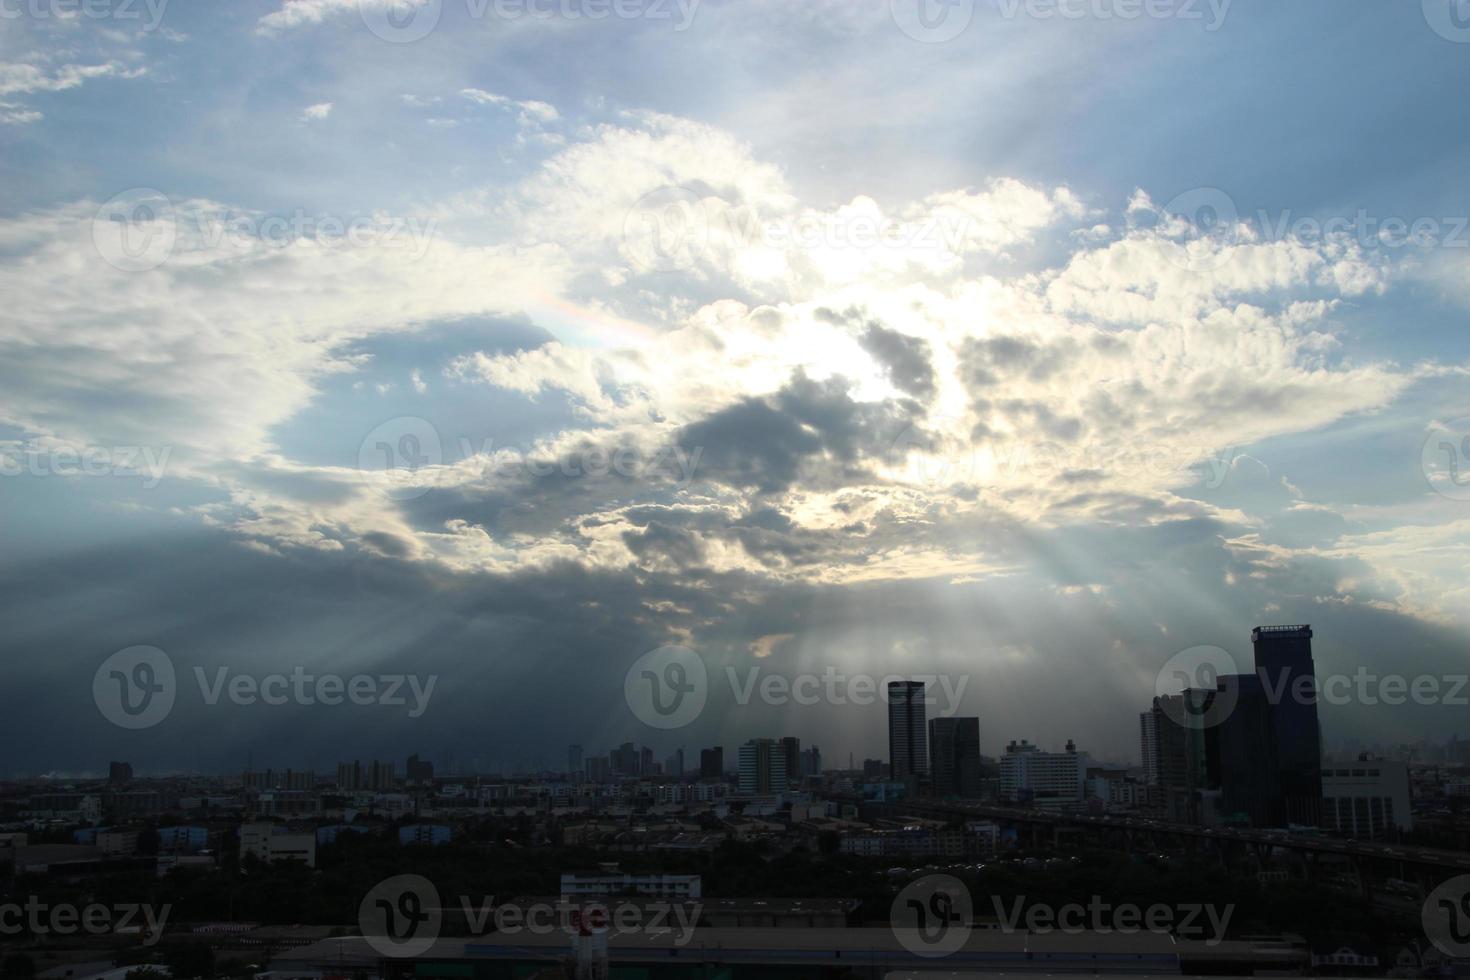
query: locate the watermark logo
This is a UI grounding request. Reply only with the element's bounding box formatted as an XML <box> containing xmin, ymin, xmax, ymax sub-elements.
<box><xmin>360</xmin><ymin>874</ymin><xmax>442</xmax><ymax>958</ymax></box>
<box><xmin>359</xmin><ymin>0</ymin><xmax>442</xmax><ymax>41</ymax></box>
<box><xmin>625</xmin><ymin>645</ymin><xmax>707</xmax><ymax>729</ymax></box>
<box><xmin>0</xmin><ymin>899</ymin><xmax>170</xmax><ymax>945</ymax></box>
<box><xmin>94</xmin><ymin>647</ymin><xmax>437</xmax><ymax>729</ymax></box>
<box><xmin>92</xmin><ymin>189</ymin><xmax>177</xmax><ymax>273</ymax></box>
<box><xmin>0</xmin><ymin>0</ymin><xmax>170</xmax><ymax>30</ymax></box>
<box><xmin>358</xmin><ymin>416</ymin><xmax>444</xmax><ymax>501</ymax></box>
<box><xmin>622</xmin><ymin>186</ymin><xmax>707</xmax><ymax>273</ymax></box>
<box><xmin>891</xmin><ymin>0</ymin><xmax>974</xmax><ymax>42</ymax></box>
<box><xmin>1422</xmin><ymin>417</ymin><xmax>1470</xmax><ymax>501</ymax></box>
<box><xmin>0</xmin><ymin>443</ymin><xmax>171</xmax><ymax>487</ymax></box>
<box><xmin>727</xmin><ymin>667</ymin><xmax>969</xmax><ymax>715</ymax></box>
<box><xmin>989</xmin><ymin>895</ymin><xmax>1233</xmax><ymax>943</ymax></box>
<box><xmin>996</xmin><ymin>0</ymin><xmax>1230</xmax><ymax>30</ymax></box>
<box><xmin>93</xmin><ymin>645</ymin><xmax>176</xmax><ymax>730</ymax></box>
<box><xmin>892</xmin><ymin>874</ymin><xmax>972</xmax><ymax>957</ymax></box>
<box><xmin>1159</xmin><ymin>186</ymin><xmax>1239</xmax><ymax>273</ymax></box>
<box><xmin>1423</xmin><ymin>875</ymin><xmax>1470</xmax><ymax>957</ymax></box>
<box><xmin>890</xmin><ymin>417</ymin><xmax>975</xmax><ymax>490</ymax></box>
<box><xmin>1423</xmin><ymin>0</ymin><xmax>1470</xmax><ymax>42</ymax></box>
<box><xmin>1153</xmin><ymin>645</ymin><xmax>1240</xmax><ymax>729</ymax></box>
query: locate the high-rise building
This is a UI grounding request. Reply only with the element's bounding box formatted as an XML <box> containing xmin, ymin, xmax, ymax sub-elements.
<box><xmin>1208</xmin><ymin>673</ymin><xmax>1283</xmax><ymax>827</ymax></box>
<box><xmin>108</xmin><ymin>761</ymin><xmax>133</xmax><ymax>784</ymax></box>
<box><xmin>611</xmin><ymin>742</ymin><xmax>638</xmax><ymax>776</ymax></box>
<box><xmin>368</xmin><ymin>759</ymin><xmax>395</xmax><ymax>790</ymax></box>
<box><xmin>799</xmin><ymin>745</ymin><xmax>822</xmax><ymax>778</ymax></box>
<box><xmin>1253</xmin><ymin>624</ymin><xmax>1323</xmax><ymax>826</ymax></box>
<box><xmin>887</xmin><ymin>681</ymin><xmax>928</xmax><ymax>780</ymax></box>
<box><xmin>568</xmin><ymin>745</ymin><xmax>583</xmax><ymax>774</ymax></box>
<box><xmin>780</xmin><ymin>737</ymin><xmax>801</xmax><ymax>787</ymax></box>
<box><xmin>406</xmin><ymin>754</ymin><xmax>434</xmax><ymax>785</ymax></box>
<box><xmin>336</xmin><ymin>760</ymin><xmax>362</xmax><ymax>791</ymax></box>
<box><xmin>664</xmin><ymin>748</ymin><xmax>684</xmax><ymax>777</ymax></box>
<box><xmin>584</xmin><ymin>756</ymin><xmax>610</xmax><ymax>782</ymax></box>
<box><xmin>929</xmin><ymin>717</ymin><xmax>981</xmax><ymax>798</ymax></box>
<box><xmin>699</xmin><ymin>747</ymin><xmax>723</xmax><ymax>779</ymax></box>
<box><xmin>737</xmin><ymin>738</ymin><xmax>788</xmax><ymax>794</ymax></box>
<box><xmin>1138</xmin><ymin>711</ymin><xmax>1159</xmax><ymax>786</ymax></box>
<box><xmin>1147</xmin><ymin>693</ymin><xmax>1212</xmax><ymax>823</ymax></box>
<box><xmin>999</xmin><ymin>739</ymin><xmax>1085</xmax><ymax>805</ymax></box>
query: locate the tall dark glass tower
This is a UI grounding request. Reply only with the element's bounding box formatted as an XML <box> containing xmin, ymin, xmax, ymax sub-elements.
<box><xmin>887</xmin><ymin>681</ymin><xmax>928</xmax><ymax>780</ymax></box>
<box><xmin>1252</xmin><ymin>624</ymin><xmax>1323</xmax><ymax>826</ymax></box>
<box><xmin>928</xmin><ymin>716</ymin><xmax>981</xmax><ymax>798</ymax></box>
<box><xmin>1209</xmin><ymin>672</ymin><xmax>1283</xmax><ymax>827</ymax></box>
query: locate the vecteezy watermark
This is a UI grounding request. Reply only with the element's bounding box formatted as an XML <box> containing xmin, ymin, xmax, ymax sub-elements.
<box><xmin>358</xmin><ymin>875</ymin><xmax>701</xmax><ymax>957</ymax></box>
<box><xmin>93</xmin><ymin>647</ymin><xmax>437</xmax><ymax>730</ymax></box>
<box><xmin>726</xmin><ymin>666</ymin><xmax>969</xmax><ymax>715</ymax></box>
<box><xmin>1423</xmin><ymin>874</ymin><xmax>1470</xmax><ymax>957</ymax></box>
<box><xmin>620</xmin><ymin>185</ymin><xmax>974</xmax><ymax>274</ymax></box>
<box><xmin>1155</xmin><ymin>645</ymin><xmax>1470</xmax><ymax>729</ymax></box>
<box><xmin>0</xmin><ymin>898</ymin><xmax>170</xmax><ymax>945</ymax></box>
<box><xmin>996</xmin><ymin>0</ymin><xmax>1231</xmax><ymax>30</ymax></box>
<box><xmin>893</xmin><ymin>874</ymin><xmax>973</xmax><ymax>957</ymax></box>
<box><xmin>1422</xmin><ymin>0</ymin><xmax>1470</xmax><ymax>42</ymax></box>
<box><xmin>356</xmin><ymin>416</ymin><xmax>703</xmax><ymax>502</ymax></box>
<box><xmin>0</xmin><ymin>0</ymin><xmax>169</xmax><ymax>30</ymax></box>
<box><xmin>989</xmin><ymin>894</ymin><xmax>1233</xmax><ymax>943</ymax></box>
<box><xmin>893</xmin><ymin>876</ymin><xmax>1234</xmax><ymax>958</ymax></box>
<box><xmin>1422</xmin><ymin>417</ymin><xmax>1470</xmax><ymax>502</ymax></box>
<box><xmin>360</xmin><ymin>875</ymin><xmax>443</xmax><ymax>958</ymax></box>
<box><xmin>623</xmin><ymin>644</ymin><xmax>970</xmax><ymax>730</ymax></box>
<box><xmin>355</xmin><ymin>0</ymin><xmax>699</xmax><ymax>43</ymax></box>
<box><xmin>91</xmin><ymin>189</ymin><xmax>439</xmax><ymax>273</ymax></box>
<box><xmin>1153</xmin><ymin>187</ymin><xmax>1470</xmax><ymax>272</ymax></box>
<box><xmin>886</xmin><ymin>425</ymin><xmax>1242</xmax><ymax>492</ymax></box>
<box><xmin>625</xmin><ymin>645</ymin><xmax>708</xmax><ymax>729</ymax></box>
<box><xmin>890</xmin><ymin>0</ymin><xmax>975</xmax><ymax>43</ymax></box>
<box><xmin>94</xmin><ymin>646</ymin><xmax>176</xmax><ymax>730</ymax></box>
<box><xmin>0</xmin><ymin>443</ymin><xmax>171</xmax><ymax>487</ymax></box>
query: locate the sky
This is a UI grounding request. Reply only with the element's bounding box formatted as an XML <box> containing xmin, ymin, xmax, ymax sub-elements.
<box><xmin>2</xmin><ymin>0</ymin><xmax>1469</xmax><ymax>778</ymax></box>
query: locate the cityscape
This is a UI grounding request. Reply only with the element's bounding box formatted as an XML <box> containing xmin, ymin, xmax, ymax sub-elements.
<box><xmin>5</xmin><ymin>0</ymin><xmax>1470</xmax><ymax>978</ymax></box>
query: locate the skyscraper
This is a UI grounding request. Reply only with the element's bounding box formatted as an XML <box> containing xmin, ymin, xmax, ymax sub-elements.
<box><xmin>1209</xmin><ymin>672</ymin><xmax>1283</xmax><ymax>827</ymax></box>
<box><xmin>699</xmin><ymin>746</ymin><xmax>723</xmax><ymax>779</ymax></box>
<box><xmin>568</xmin><ymin>744</ymin><xmax>583</xmax><ymax>774</ymax></box>
<box><xmin>928</xmin><ymin>717</ymin><xmax>981</xmax><ymax>798</ymax></box>
<box><xmin>887</xmin><ymin>681</ymin><xmax>928</xmax><ymax>780</ymax></box>
<box><xmin>737</xmin><ymin>738</ymin><xmax>787</xmax><ymax>794</ymax></box>
<box><xmin>779</xmin><ymin>737</ymin><xmax>801</xmax><ymax>787</ymax></box>
<box><xmin>1253</xmin><ymin>624</ymin><xmax>1323</xmax><ymax>826</ymax></box>
<box><xmin>1138</xmin><ymin>711</ymin><xmax>1159</xmax><ymax>786</ymax></box>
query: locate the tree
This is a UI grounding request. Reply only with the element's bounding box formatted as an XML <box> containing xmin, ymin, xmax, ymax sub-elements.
<box><xmin>1</xmin><ymin>953</ymin><xmax>36</xmax><ymax>979</ymax></box>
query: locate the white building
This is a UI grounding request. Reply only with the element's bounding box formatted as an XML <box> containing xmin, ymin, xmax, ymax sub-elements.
<box><xmin>560</xmin><ymin>870</ymin><xmax>701</xmax><ymax>900</ymax></box>
<box><xmin>239</xmin><ymin>822</ymin><xmax>317</xmax><ymax>867</ymax></box>
<box><xmin>999</xmin><ymin>739</ymin><xmax>1086</xmax><ymax>805</ymax></box>
<box><xmin>1323</xmin><ymin>758</ymin><xmax>1412</xmax><ymax>837</ymax></box>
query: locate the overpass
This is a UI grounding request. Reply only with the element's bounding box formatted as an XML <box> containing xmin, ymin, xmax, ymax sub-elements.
<box><xmin>836</xmin><ymin>794</ymin><xmax>1470</xmax><ymax>892</ymax></box>
<box><xmin>276</xmin><ymin>929</ymin><xmax>1309</xmax><ymax>980</ymax></box>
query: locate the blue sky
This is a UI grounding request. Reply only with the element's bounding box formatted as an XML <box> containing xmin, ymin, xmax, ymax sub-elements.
<box><xmin>2</xmin><ymin>0</ymin><xmax>1469</xmax><ymax>776</ymax></box>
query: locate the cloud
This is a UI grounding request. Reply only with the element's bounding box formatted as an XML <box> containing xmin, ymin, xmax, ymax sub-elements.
<box><xmin>301</xmin><ymin>101</ymin><xmax>333</xmax><ymax>121</ymax></box>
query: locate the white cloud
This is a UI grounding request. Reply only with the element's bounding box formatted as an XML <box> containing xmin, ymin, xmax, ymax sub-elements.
<box><xmin>300</xmin><ymin>101</ymin><xmax>333</xmax><ymax>121</ymax></box>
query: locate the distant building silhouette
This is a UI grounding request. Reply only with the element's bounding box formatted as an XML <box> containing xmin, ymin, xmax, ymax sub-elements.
<box><xmin>1253</xmin><ymin>624</ymin><xmax>1323</xmax><ymax>826</ymax></box>
<box><xmin>699</xmin><ymin>746</ymin><xmax>723</xmax><ymax>779</ymax></box>
<box><xmin>737</xmin><ymin>738</ymin><xmax>787</xmax><ymax>794</ymax></box>
<box><xmin>887</xmin><ymin>681</ymin><xmax>928</xmax><ymax>780</ymax></box>
<box><xmin>928</xmin><ymin>717</ymin><xmax>981</xmax><ymax>798</ymax></box>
